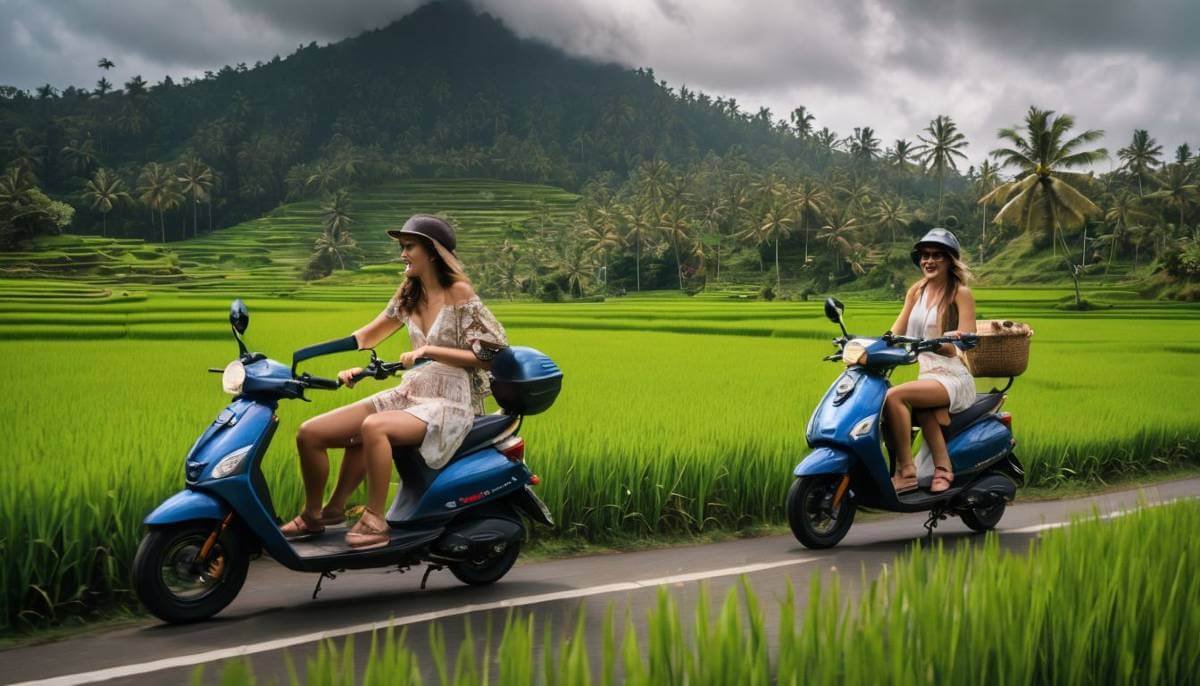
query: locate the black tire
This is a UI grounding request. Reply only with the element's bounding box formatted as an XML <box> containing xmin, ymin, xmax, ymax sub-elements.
<box><xmin>448</xmin><ymin>540</ymin><xmax>521</xmax><ymax>585</ymax></box>
<box><xmin>960</xmin><ymin>500</ymin><xmax>1006</xmax><ymax>532</ymax></box>
<box><xmin>133</xmin><ymin>521</ymin><xmax>249</xmax><ymax>623</ymax></box>
<box><xmin>786</xmin><ymin>475</ymin><xmax>856</xmax><ymax>549</ymax></box>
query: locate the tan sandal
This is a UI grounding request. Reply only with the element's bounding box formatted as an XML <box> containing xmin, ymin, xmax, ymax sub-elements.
<box><xmin>280</xmin><ymin>512</ymin><xmax>325</xmax><ymax>539</ymax></box>
<box><xmin>892</xmin><ymin>465</ymin><xmax>918</xmax><ymax>494</ymax></box>
<box><xmin>931</xmin><ymin>465</ymin><xmax>954</xmax><ymax>493</ymax></box>
<box><xmin>318</xmin><ymin>505</ymin><xmax>347</xmax><ymax>527</ymax></box>
<box><xmin>345</xmin><ymin>507</ymin><xmax>390</xmax><ymax>549</ymax></box>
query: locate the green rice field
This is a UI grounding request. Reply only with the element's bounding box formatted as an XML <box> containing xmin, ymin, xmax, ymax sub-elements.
<box><xmin>1</xmin><ymin>281</ymin><xmax>1199</xmax><ymax>630</ymax></box>
<box><xmin>209</xmin><ymin>499</ymin><xmax>1200</xmax><ymax>685</ymax></box>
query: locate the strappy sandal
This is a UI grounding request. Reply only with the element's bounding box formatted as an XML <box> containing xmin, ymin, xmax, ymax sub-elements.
<box><xmin>345</xmin><ymin>507</ymin><xmax>390</xmax><ymax>549</ymax></box>
<box><xmin>892</xmin><ymin>465</ymin><xmax>918</xmax><ymax>495</ymax></box>
<box><xmin>931</xmin><ymin>465</ymin><xmax>954</xmax><ymax>493</ymax></box>
<box><xmin>280</xmin><ymin>512</ymin><xmax>325</xmax><ymax>540</ymax></box>
<box><xmin>318</xmin><ymin>505</ymin><xmax>347</xmax><ymax>527</ymax></box>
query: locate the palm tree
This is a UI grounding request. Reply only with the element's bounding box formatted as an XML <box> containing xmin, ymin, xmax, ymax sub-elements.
<box><xmin>790</xmin><ymin>106</ymin><xmax>815</xmax><ymax>139</ymax></box>
<box><xmin>1102</xmin><ymin>191</ymin><xmax>1152</xmax><ymax>274</ymax></box>
<box><xmin>915</xmin><ymin>115</ymin><xmax>969</xmax><ymax>221</ymax></box>
<box><xmin>873</xmin><ymin>197</ymin><xmax>912</xmax><ymax>246</ymax></box>
<box><xmin>1147</xmin><ymin>164</ymin><xmax>1198</xmax><ymax>230</ymax></box>
<box><xmin>657</xmin><ymin>202</ymin><xmax>693</xmax><ymax>291</ymax></box>
<box><xmin>1117</xmin><ymin>129</ymin><xmax>1163</xmax><ymax>196</ymax></box>
<box><xmin>97</xmin><ymin>57</ymin><xmax>115</xmax><ymax>71</ymax></box>
<box><xmin>322</xmin><ymin>189</ymin><xmax>354</xmax><ymax>238</ymax></box>
<box><xmin>817</xmin><ymin>207</ymin><xmax>861</xmax><ymax>274</ymax></box>
<box><xmin>974</xmin><ymin>159</ymin><xmax>1000</xmax><ymax>260</ymax></box>
<box><xmin>81</xmin><ymin>168</ymin><xmax>131</xmax><ymax>236</ymax></box>
<box><xmin>61</xmin><ymin>136</ymin><xmax>99</xmax><ymax>176</ymax></box>
<box><xmin>581</xmin><ymin>206</ymin><xmax>622</xmax><ymax>288</ymax></box>
<box><xmin>1174</xmin><ymin>143</ymin><xmax>1192</xmax><ymax>166</ymax></box>
<box><xmin>137</xmin><ymin>162</ymin><xmax>175</xmax><ymax>242</ymax></box>
<box><xmin>622</xmin><ymin>198</ymin><xmax>655</xmax><ymax>292</ymax></box>
<box><xmin>176</xmin><ymin>158</ymin><xmax>214</xmax><ymax>238</ymax></box>
<box><xmin>847</xmin><ymin>126</ymin><xmax>881</xmax><ymax>164</ymax></box>
<box><xmin>94</xmin><ymin>77</ymin><xmax>112</xmax><ymax>98</ymax></box>
<box><xmin>790</xmin><ymin>177</ymin><xmax>827</xmax><ymax>264</ymax></box>
<box><xmin>985</xmin><ymin>106</ymin><xmax>1108</xmax><ymax>306</ymax></box>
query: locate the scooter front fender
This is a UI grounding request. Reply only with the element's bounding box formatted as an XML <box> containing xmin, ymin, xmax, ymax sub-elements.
<box><xmin>794</xmin><ymin>446</ymin><xmax>853</xmax><ymax>477</ymax></box>
<box><xmin>144</xmin><ymin>488</ymin><xmax>229</xmax><ymax>526</ymax></box>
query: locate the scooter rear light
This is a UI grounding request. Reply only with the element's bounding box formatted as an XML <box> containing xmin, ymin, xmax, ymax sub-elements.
<box><xmin>998</xmin><ymin>412</ymin><xmax>1013</xmax><ymax>429</ymax></box>
<box><xmin>530</xmin><ymin>474</ymin><xmax>541</xmax><ymax>486</ymax></box>
<box><xmin>497</xmin><ymin>436</ymin><xmax>525</xmax><ymax>461</ymax></box>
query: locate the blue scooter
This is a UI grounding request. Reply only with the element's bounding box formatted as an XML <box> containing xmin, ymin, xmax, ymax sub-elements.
<box><xmin>786</xmin><ymin>298</ymin><xmax>1024</xmax><ymax>548</ymax></box>
<box><xmin>133</xmin><ymin>299</ymin><xmax>562</xmax><ymax>623</ymax></box>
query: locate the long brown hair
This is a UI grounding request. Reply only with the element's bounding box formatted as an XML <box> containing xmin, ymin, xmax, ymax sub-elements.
<box><xmin>391</xmin><ymin>236</ymin><xmax>471</xmax><ymax>317</ymax></box>
<box><xmin>919</xmin><ymin>253</ymin><xmax>973</xmax><ymax>333</ymax></box>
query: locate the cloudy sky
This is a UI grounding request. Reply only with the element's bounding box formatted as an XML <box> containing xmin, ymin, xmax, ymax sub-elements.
<box><xmin>3</xmin><ymin>0</ymin><xmax>1196</xmax><ymax>168</ymax></box>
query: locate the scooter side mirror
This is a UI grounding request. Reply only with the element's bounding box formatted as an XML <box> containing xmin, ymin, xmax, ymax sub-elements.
<box><xmin>230</xmin><ymin>299</ymin><xmax>250</xmax><ymax>334</ymax></box>
<box><xmin>823</xmin><ymin>297</ymin><xmax>844</xmax><ymax>324</ymax></box>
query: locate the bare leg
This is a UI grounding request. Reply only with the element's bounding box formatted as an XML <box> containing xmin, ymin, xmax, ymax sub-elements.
<box><xmin>917</xmin><ymin>410</ymin><xmax>952</xmax><ymax>473</ymax></box>
<box><xmin>294</xmin><ymin>401</ymin><xmax>375</xmax><ymax>519</ymax></box>
<box><xmin>325</xmin><ymin>443</ymin><xmax>366</xmax><ymax>515</ymax></box>
<box><xmin>358</xmin><ymin>410</ymin><xmax>429</xmax><ymax>514</ymax></box>
<box><xmin>884</xmin><ymin>387</ymin><xmax>916</xmax><ymax>471</ymax></box>
<box><xmin>889</xmin><ymin>381</ymin><xmax>954</xmax><ymax>491</ymax></box>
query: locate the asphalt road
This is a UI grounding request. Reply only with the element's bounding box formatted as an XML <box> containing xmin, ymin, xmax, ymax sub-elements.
<box><xmin>4</xmin><ymin>476</ymin><xmax>1198</xmax><ymax>685</ymax></box>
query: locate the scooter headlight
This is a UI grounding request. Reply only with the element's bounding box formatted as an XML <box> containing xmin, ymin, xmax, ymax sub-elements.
<box><xmin>222</xmin><ymin>360</ymin><xmax>246</xmax><ymax>395</ymax></box>
<box><xmin>211</xmin><ymin>444</ymin><xmax>253</xmax><ymax>479</ymax></box>
<box><xmin>843</xmin><ymin>339</ymin><xmax>869</xmax><ymax>366</ymax></box>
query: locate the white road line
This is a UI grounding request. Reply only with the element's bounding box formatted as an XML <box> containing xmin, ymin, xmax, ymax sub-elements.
<box><xmin>1004</xmin><ymin>497</ymin><xmax>1186</xmax><ymax>535</ymax></box>
<box><xmin>10</xmin><ymin>558</ymin><xmax>817</xmax><ymax>686</ymax></box>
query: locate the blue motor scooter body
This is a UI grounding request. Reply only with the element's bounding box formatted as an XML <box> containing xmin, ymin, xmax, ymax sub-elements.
<box><xmin>406</xmin><ymin>448</ymin><xmax>533</xmax><ymax>521</ymax></box>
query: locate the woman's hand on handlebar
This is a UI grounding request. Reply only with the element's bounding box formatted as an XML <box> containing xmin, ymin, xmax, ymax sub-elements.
<box><xmin>399</xmin><ymin>346</ymin><xmax>427</xmax><ymax>369</ymax></box>
<box><xmin>338</xmin><ymin>367</ymin><xmax>365</xmax><ymax>388</ymax></box>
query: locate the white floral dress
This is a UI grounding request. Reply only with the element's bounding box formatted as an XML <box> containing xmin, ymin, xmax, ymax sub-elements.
<box><xmin>906</xmin><ymin>288</ymin><xmax>975</xmax><ymax>414</ymax></box>
<box><xmin>366</xmin><ymin>295</ymin><xmax>509</xmax><ymax>469</ymax></box>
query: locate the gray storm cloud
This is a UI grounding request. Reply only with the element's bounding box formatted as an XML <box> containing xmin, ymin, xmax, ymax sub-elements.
<box><xmin>1</xmin><ymin>0</ymin><xmax>1196</xmax><ymax>167</ymax></box>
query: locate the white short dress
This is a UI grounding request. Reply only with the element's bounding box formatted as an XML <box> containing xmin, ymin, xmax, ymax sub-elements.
<box><xmin>365</xmin><ymin>294</ymin><xmax>508</xmax><ymax>469</ymax></box>
<box><xmin>905</xmin><ymin>288</ymin><xmax>975</xmax><ymax>414</ymax></box>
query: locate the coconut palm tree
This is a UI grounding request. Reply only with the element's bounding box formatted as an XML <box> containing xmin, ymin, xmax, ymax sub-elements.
<box><xmin>915</xmin><ymin>115</ymin><xmax>969</xmax><ymax>222</ymax></box>
<box><xmin>790</xmin><ymin>177</ymin><xmax>827</xmax><ymax>264</ymax></box>
<box><xmin>60</xmin><ymin>136</ymin><xmax>99</xmax><ymax>176</ymax></box>
<box><xmin>94</xmin><ymin>77</ymin><xmax>112</xmax><ymax>98</ymax></box>
<box><xmin>974</xmin><ymin>159</ymin><xmax>1000</xmax><ymax>260</ymax></box>
<box><xmin>817</xmin><ymin>207</ymin><xmax>861</xmax><ymax>274</ymax></box>
<box><xmin>985</xmin><ymin>106</ymin><xmax>1108</xmax><ymax>306</ymax></box>
<box><xmin>658</xmin><ymin>202</ymin><xmax>694</xmax><ymax>291</ymax></box>
<box><xmin>137</xmin><ymin>162</ymin><xmax>176</xmax><ymax>242</ymax></box>
<box><xmin>790</xmin><ymin>106</ymin><xmax>815</xmax><ymax>139</ymax></box>
<box><xmin>1116</xmin><ymin>129</ymin><xmax>1163</xmax><ymax>196</ymax></box>
<box><xmin>82</xmin><ymin>168</ymin><xmax>131</xmax><ymax>236</ymax></box>
<box><xmin>176</xmin><ymin>158</ymin><xmax>214</xmax><ymax>238</ymax></box>
<box><xmin>622</xmin><ymin>198</ymin><xmax>655</xmax><ymax>292</ymax></box>
<box><xmin>1102</xmin><ymin>191</ymin><xmax>1153</xmax><ymax>274</ymax></box>
<box><xmin>847</xmin><ymin>126</ymin><xmax>882</xmax><ymax>164</ymax></box>
<box><xmin>873</xmin><ymin>197</ymin><xmax>912</xmax><ymax>246</ymax></box>
<box><xmin>322</xmin><ymin>189</ymin><xmax>354</xmax><ymax>238</ymax></box>
<box><xmin>1147</xmin><ymin>164</ymin><xmax>1198</xmax><ymax>230</ymax></box>
<box><xmin>581</xmin><ymin>205</ymin><xmax>622</xmax><ymax>288</ymax></box>
<box><xmin>97</xmin><ymin>57</ymin><xmax>115</xmax><ymax>71</ymax></box>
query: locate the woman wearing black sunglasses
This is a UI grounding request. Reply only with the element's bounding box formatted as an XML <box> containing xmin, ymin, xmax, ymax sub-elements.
<box><xmin>883</xmin><ymin>228</ymin><xmax>977</xmax><ymax>495</ymax></box>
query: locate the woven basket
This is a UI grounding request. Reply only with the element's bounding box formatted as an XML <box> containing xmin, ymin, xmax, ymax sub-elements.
<box><xmin>962</xmin><ymin>320</ymin><xmax>1033</xmax><ymax>377</ymax></box>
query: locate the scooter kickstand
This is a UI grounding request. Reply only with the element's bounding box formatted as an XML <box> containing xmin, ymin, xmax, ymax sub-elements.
<box><xmin>420</xmin><ymin>564</ymin><xmax>444</xmax><ymax>590</ymax></box>
<box><xmin>312</xmin><ymin>570</ymin><xmax>338</xmax><ymax>599</ymax></box>
<box><xmin>923</xmin><ymin>507</ymin><xmax>948</xmax><ymax>542</ymax></box>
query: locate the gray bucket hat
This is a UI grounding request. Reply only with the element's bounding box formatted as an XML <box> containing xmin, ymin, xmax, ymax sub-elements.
<box><xmin>910</xmin><ymin>228</ymin><xmax>961</xmax><ymax>266</ymax></box>
<box><xmin>386</xmin><ymin>214</ymin><xmax>457</xmax><ymax>253</ymax></box>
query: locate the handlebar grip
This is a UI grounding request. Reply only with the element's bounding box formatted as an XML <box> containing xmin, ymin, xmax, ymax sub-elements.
<box><xmin>350</xmin><ymin>368</ymin><xmax>374</xmax><ymax>382</ymax></box>
<box><xmin>305</xmin><ymin>375</ymin><xmax>341</xmax><ymax>390</ymax></box>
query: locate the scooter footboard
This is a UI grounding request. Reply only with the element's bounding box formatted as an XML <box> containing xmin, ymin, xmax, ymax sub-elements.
<box><xmin>794</xmin><ymin>447</ymin><xmax>853</xmax><ymax>476</ymax></box>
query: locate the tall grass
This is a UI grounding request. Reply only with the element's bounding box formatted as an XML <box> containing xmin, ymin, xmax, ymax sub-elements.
<box><xmin>208</xmin><ymin>500</ymin><xmax>1200</xmax><ymax>684</ymax></box>
<box><xmin>2</xmin><ymin>291</ymin><xmax>1199</xmax><ymax>629</ymax></box>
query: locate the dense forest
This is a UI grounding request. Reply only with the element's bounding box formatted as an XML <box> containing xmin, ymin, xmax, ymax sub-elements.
<box><xmin>1</xmin><ymin>0</ymin><xmax>1197</xmax><ymax>299</ymax></box>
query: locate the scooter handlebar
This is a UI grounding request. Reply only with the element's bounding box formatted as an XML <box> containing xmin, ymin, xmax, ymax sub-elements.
<box><xmin>301</xmin><ymin>374</ymin><xmax>340</xmax><ymax>390</ymax></box>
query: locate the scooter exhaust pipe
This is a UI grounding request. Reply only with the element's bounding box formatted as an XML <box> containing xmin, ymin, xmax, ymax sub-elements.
<box><xmin>433</xmin><ymin>517</ymin><xmax>525</xmax><ymax>561</ymax></box>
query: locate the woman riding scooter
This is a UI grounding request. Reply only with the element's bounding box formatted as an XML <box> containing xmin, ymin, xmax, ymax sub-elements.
<box><xmin>280</xmin><ymin>214</ymin><xmax>508</xmax><ymax>549</ymax></box>
<box><xmin>884</xmin><ymin>228</ymin><xmax>976</xmax><ymax>494</ymax></box>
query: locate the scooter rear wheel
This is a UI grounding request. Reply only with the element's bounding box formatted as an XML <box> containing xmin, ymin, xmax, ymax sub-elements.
<box><xmin>787</xmin><ymin>475</ymin><xmax>856</xmax><ymax>549</ymax></box>
<box><xmin>449</xmin><ymin>540</ymin><xmax>521</xmax><ymax>585</ymax></box>
<box><xmin>133</xmin><ymin>521</ymin><xmax>249</xmax><ymax>623</ymax></box>
<box><xmin>960</xmin><ymin>500</ymin><xmax>1006</xmax><ymax>532</ymax></box>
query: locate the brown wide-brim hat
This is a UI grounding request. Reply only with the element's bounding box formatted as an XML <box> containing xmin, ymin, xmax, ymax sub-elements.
<box><xmin>386</xmin><ymin>214</ymin><xmax>457</xmax><ymax>253</ymax></box>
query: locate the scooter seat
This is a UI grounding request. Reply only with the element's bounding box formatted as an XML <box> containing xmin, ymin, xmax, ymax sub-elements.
<box><xmin>391</xmin><ymin>413</ymin><xmax>517</xmax><ymax>490</ymax></box>
<box><xmin>455</xmin><ymin>413</ymin><xmax>518</xmax><ymax>458</ymax></box>
<box><xmin>941</xmin><ymin>393</ymin><xmax>1004</xmax><ymax>439</ymax></box>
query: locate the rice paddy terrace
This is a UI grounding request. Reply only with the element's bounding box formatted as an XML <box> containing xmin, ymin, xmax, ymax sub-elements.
<box><xmin>0</xmin><ymin>178</ymin><xmax>579</xmax><ymax>300</ymax></box>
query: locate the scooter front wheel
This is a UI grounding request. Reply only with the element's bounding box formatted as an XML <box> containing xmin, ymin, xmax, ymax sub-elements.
<box><xmin>133</xmin><ymin>521</ymin><xmax>249</xmax><ymax>623</ymax></box>
<box><xmin>787</xmin><ymin>475</ymin><xmax>856</xmax><ymax>549</ymax></box>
